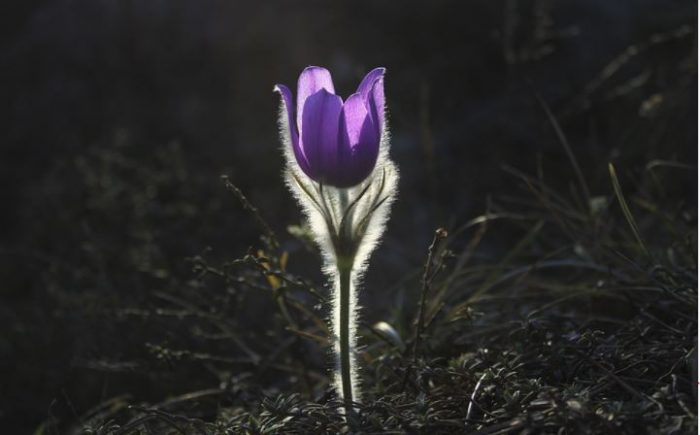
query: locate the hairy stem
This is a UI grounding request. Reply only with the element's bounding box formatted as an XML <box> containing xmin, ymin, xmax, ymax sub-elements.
<box><xmin>337</xmin><ymin>262</ymin><xmax>355</xmax><ymax>417</ymax></box>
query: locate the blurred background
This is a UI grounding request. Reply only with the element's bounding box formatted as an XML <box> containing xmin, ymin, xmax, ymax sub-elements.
<box><xmin>0</xmin><ymin>0</ymin><xmax>696</xmax><ymax>432</ymax></box>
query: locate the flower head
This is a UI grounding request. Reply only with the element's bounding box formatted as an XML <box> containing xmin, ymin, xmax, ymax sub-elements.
<box><xmin>275</xmin><ymin>66</ymin><xmax>385</xmax><ymax>188</ymax></box>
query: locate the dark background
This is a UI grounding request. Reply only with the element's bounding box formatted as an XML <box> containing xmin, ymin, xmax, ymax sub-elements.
<box><xmin>0</xmin><ymin>0</ymin><xmax>696</xmax><ymax>432</ymax></box>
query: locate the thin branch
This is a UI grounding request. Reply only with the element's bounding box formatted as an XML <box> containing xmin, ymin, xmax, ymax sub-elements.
<box><xmin>412</xmin><ymin>228</ymin><xmax>448</xmax><ymax>360</ymax></box>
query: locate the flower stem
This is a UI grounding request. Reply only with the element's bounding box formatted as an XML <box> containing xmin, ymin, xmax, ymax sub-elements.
<box><xmin>337</xmin><ymin>261</ymin><xmax>355</xmax><ymax>418</ymax></box>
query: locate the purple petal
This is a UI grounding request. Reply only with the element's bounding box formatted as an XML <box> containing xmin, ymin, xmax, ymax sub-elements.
<box><xmin>336</xmin><ymin>93</ymin><xmax>380</xmax><ymax>187</ymax></box>
<box><xmin>300</xmin><ymin>89</ymin><xmax>343</xmax><ymax>179</ymax></box>
<box><xmin>356</xmin><ymin>68</ymin><xmax>386</xmax><ymax>136</ymax></box>
<box><xmin>296</xmin><ymin>66</ymin><xmax>336</xmax><ymax>131</ymax></box>
<box><xmin>274</xmin><ymin>84</ymin><xmax>310</xmax><ymax>174</ymax></box>
<box><xmin>356</xmin><ymin>67</ymin><xmax>385</xmax><ymax>101</ymax></box>
<box><xmin>367</xmin><ymin>75</ymin><xmax>385</xmax><ymax>135</ymax></box>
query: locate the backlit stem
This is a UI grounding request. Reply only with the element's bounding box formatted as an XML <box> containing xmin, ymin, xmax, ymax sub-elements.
<box><xmin>334</xmin><ymin>188</ymin><xmax>358</xmax><ymax>420</ymax></box>
<box><xmin>337</xmin><ymin>261</ymin><xmax>354</xmax><ymax>417</ymax></box>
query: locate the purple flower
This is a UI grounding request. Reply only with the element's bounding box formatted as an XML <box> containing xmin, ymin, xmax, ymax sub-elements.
<box><xmin>275</xmin><ymin>66</ymin><xmax>386</xmax><ymax>188</ymax></box>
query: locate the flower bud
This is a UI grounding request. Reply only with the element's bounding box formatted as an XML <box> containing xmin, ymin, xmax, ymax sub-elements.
<box><xmin>275</xmin><ymin>66</ymin><xmax>385</xmax><ymax>188</ymax></box>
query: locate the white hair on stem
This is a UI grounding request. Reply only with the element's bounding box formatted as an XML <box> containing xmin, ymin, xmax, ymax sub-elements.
<box><xmin>275</xmin><ymin>88</ymin><xmax>398</xmax><ymax>412</ymax></box>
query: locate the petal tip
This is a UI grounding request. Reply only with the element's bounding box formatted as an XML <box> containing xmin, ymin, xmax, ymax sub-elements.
<box><xmin>302</xmin><ymin>65</ymin><xmax>330</xmax><ymax>74</ymax></box>
<box><xmin>357</xmin><ymin>67</ymin><xmax>386</xmax><ymax>98</ymax></box>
